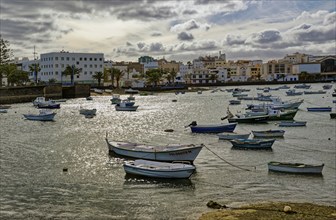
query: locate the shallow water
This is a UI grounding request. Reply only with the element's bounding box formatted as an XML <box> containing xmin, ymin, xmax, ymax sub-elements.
<box><xmin>0</xmin><ymin>83</ymin><xmax>335</xmax><ymax>219</ymax></box>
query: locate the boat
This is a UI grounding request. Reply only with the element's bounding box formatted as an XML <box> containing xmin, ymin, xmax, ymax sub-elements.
<box><xmin>243</xmin><ymin>108</ymin><xmax>298</xmax><ymax>121</ymax></box>
<box><xmin>278</xmin><ymin>121</ymin><xmax>306</xmax><ymax>127</ymax></box>
<box><xmin>33</xmin><ymin>96</ymin><xmax>46</xmax><ymax>106</ymax></box>
<box><xmin>127</xmin><ymin>94</ymin><xmax>135</xmax><ymax>101</ymax></box>
<box><xmin>110</xmin><ymin>94</ymin><xmax>121</xmax><ymax>104</ymax></box>
<box><xmin>322</xmin><ymin>84</ymin><xmax>332</xmax><ymax>90</ymax></box>
<box><xmin>37</xmin><ymin>100</ymin><xmax>61</xmax><ymax>109</ymax></box>
<box><xmin>307</xmin><ymin>107</ymin><xmax>332</xmax><ymax>112</ymax></box>
<box><xmin>197</xmin><ymin>90</ymin><xmax>202</xmax><ymax>94</ymax></box>
<box><xmin>268</xmin><ymin>161</ymin><xmax>324</xmax><ymax>175</ymax></box>
<box><xmin>232</xmin><ymin>93</ymin><xmax>248</xmax><ymax>98</ymax></box>
<box><xmin>286</xmin><ymin>89</ymin><xmax>303</xmax><ymax>96</ymax></box>
<box><xmin>125</xmin><ymin>88</ymin><xmax>139</xmax><ymax>94</ymax></box>
<box><xmin>115</xmin><ymin>99</ymin><xmax>137</xmax><ymax>111</ymax></box>
<box><xmin>79</xmin><ymin>108</ymin><xmax>97</xmax><ymax>115</ymax></box>
<box><xmin>294</xmin><ymin>84</ymin><xmax>311</xmax><ymax>89</ymax></box>
<box><xmin>86</xmin><ymin>96</ymin><xmax>93</xmax><ymax>101</ymax></box>
<box><xmin>228</xmin><ymin>114</ymin><xmax>269</xmax><ymax>123</ymax></box>
<box><xmin>0</xmin><ymin>109</ymin><xmax>8</xmax><ymax>113</ymax></box>
<box><xmin>277</xmin><ymin>85</ymin><xmax>290</xmax><ymax>89</ymax></box>
<box><xmin>187</xmin><ymin>121</ymin><xmax>237</xmax><ymax>133</ymax></box>
<box><xmin>252</xmin><ymin>130</ymin><xmax>285</xmax><ymax>138</ymax></box>
<box><xmin>217</xmin><ymin>132</ymin><xmax>250</xmax><ymax>140</ymax></box>
<box><xmin>330</xmin><ymin>113</ymin><xmax>336</xmax><ymax>119</ymax></box>
<box><xmin>53</xmin><ymin>99</ymin><xmax>67</xmax><ymax>102</ymax></box>
<box><xmin>229</xmin><ymin>139</ymin><xmax>275</xmax><ymax>149</ymax></box>
<box><xmin>23</xmin><ymin>109</ymin><xmax>56</xmax><ymax>121</ymax></box>
<box><xmin>229</xmin><ymin>100</ymin><xmax>241</xmax><ymax>105</ymax></box>
<box><xmin>93</xmin><ymin>88</ymin><xmax>104</xmax><ymax>94</ymax></box>
<box><xmin>105</xmin><ymin>139</ymin><xmax>204</xmax><ymax>162</ymax></box>
<box><xmin>247</xmin><ymin>97</ymin><xmax>303</xmax><ymax>110</ymax></box>
<box><xmin>0</xmin><ymin>105</ymin><xmax>11</xmax><ymax>109</ymax></box>
<box><xmin>303</xmin><ymin>90</ymin><xmax>326</xmax><ymax>95</ymax></box>
<box><xmin>123</xmin><ymin>160</ymin><xmax>196</xmax><ymax>179</ymax></box>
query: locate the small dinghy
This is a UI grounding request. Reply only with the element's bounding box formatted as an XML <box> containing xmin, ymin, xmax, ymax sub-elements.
<box><xmin>268</xmin><ymin>161</ymin><xmax>324</xmax><ymax>175</ymax></box>
<box><xmin>252</xmin><ymin>130</ymin><xmax>285</xmax><ymax>138</ymax></box>
<box><xmin>187</xmin><ymin>121</ymin><xmax>237</xmax><ymax>133</ymax></box>
<box><xmin>229</xmin><ymin>139</ymin><xmax>275</xmax><ymax>150</ymax></box>
<box><xmin>123</xmin><ymin>159</ymin><xmax>196</xmax><ymax>179</ymax></box>
<box><xmin>23</xmin><ymin>109</ymin><xmax>56</xmax><ymax>121</ymax></box>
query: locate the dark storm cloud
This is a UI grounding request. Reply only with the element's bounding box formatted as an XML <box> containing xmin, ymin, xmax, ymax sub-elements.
<box><xmin>149</xmin><ymin>42</ymin><xmax>164</xmax><ymax>51</ymax></box>
<box><xmin>177</xmin><ymin>32</ymin><xmax>194</xmax><ymax>41</ymax></box>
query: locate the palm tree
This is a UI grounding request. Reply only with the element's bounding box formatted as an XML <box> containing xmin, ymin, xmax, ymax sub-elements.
<box><xmin>170</xmin><ymin>69</ymin><xmax>177</xmax><ymax>83</ymax></box>
<box><xmin>146</xmin><ymin>69</ymin><xmax>163</xmax><ymax>87</ymax></box>
<box><xmin>104</xmin><ymin>67</ymin><xmax>112</xmax><ymax>86</ymax></box>
<box><xmin>92</xmin><ymin>71</ymin><xmax>104</xmax><ymax>86</ymax></box>
<box><xmin>7</xmin><ymin>69</ymin><xmax>29</xmax><ymax>86</ymax></box>
<box><xmin>111</xmin><ymin>68</ymin><xmax>121</xmax><ymax>88</ymax></box>
<box><xmin>0</xmin><ymin>64</ymin><xmax>18</xmax><ymax>86</ymax></box>
<box><xmin>62</xmin><ymin>65</ymin><xmax>81</xmax><ymax>85</ymax></box>
<box><xmin>29</xmin><ymin>63</ymin><xmax>41</xmax><ymax>84</ymax></box>
<box><xmin>112</xmin><ymin>68</ymin><xmax>124</xmax><ymax>88</ymax></box>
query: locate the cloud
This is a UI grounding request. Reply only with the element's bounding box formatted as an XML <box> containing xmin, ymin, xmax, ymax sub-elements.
<box><xmin>177</xmin><ymin>32</ymin><xmax>194</xmax><ymax>41</ymax></box>
<box><xmin>248</xmin><ymin>30</ymin><xmax>282</xmax><ymax>44</ymax></box>
<box><xmin>225</xmin><ymin>34</ymin><xmax>246</xmax><ymax>45</ymax></box>
<box><xmin>126</xmin><ymin>42</ymin><xmax>133</xmax><ymax>46</ymax></box>
<box><xmin>115</xmin><ymin>5</ymin><xmax>177</xmax><ymax>21</ymax></box>
<box><xmin>151</xmin><ymin>32</ymin><xmax>162</xmax><ymax>37</ymax></box>
<box><xmin>170</xmin><ymin>19</ymin><xmax>211</xmax><ymax>32</ymax></box>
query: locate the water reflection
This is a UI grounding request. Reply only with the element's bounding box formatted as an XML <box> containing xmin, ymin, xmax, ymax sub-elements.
<box><xmin>123</xmin><ymin>174</ymin><xmax>195</xmax><ymax>188</ymax></box>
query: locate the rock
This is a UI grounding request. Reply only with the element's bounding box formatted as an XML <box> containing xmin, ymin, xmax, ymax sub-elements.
<box><xmin>206</xmin><ymin>200</ymin><xmax>226</xmax><ymax>209</ymax></box>
<box><xmin>283</xmin><ymin>205</ymin><xmax>296</xmax><ymax>214</ymax></box>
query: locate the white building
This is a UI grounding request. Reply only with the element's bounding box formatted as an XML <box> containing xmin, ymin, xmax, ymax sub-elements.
<box><xmin>39</xmin><ymin>50</ymin><xmax>104</xmax><ymax>84</ymax></box>
<box><xmin>265</xmin><ymin>73</ymin><xmax>298</xmax><ymax>81</ymax></box>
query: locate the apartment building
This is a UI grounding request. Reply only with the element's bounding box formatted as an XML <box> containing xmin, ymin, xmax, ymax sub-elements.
<box><xmin>39</xmin><ymin>50</ymin><xmax>104</xmax><ymax>84</ymax></box>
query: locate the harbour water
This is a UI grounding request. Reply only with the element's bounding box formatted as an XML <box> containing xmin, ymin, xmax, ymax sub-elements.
<box><xmin>0</xmin><ymin>83</ymin><xmax>335</xmax><ymax>219</ymax></box>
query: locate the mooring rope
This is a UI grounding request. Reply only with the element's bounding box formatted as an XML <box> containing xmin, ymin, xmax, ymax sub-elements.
<box><xmin>203</xmin><ymin>145</ymin><xmax>253</xmax><ymax>172</ymax></box>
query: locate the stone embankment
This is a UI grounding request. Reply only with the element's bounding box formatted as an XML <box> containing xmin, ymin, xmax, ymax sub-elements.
<box><xmin>0</xmin><ymin>84</ymin><xmax>90</xmax><ymax>104</ymax></box>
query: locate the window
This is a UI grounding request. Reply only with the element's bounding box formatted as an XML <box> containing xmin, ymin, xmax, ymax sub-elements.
<box><xmin>61</xmin><ymin>57</ymin><xmax>64</xmax><ymax>60</ymax></box>
<box><xmin>55</xmin><ymin>64</ymin><xmax>58</xmax><ymax>68</ymax></box>
<box><xmin>84</xmin><ymin>58</ymin><xmax>87</xmax><ymax>61</ymax></box>
<box><xmin>84</xmin><ymin>64</ymin><xmax>87</xmax><ymax>68</ymax></box>
<box><xmin>94</xmin><ymin>58</ymin><xmax>97</xmax><ymax>61</ymax></box>
<box><xmin>55</xmin><ymin>57</ymin><xmax>58</xmax><ymax>60</ymax></box>
<box><xmin>72</xmin><ymin>57</ymin><xmax>75</xmax><ymax>61</ymax></box>
<box><xmin>55</xmin><ymin>71</ymin><xmax>58</xmax><ymax>75</ymax></box>
<box><xmin>89</xmin><ymin>58</ymin><xmax>92</xmax><ymax>61</ymax></box>
<box><xmin>80</xmin><ymin>57</ymin><xmax>82</xmax><ymax>61</ymax></box>
<box><xmin>94</xmin><ymin>64</ymin><xmax>97</xmax><ymax>68</ymax></box>
<box><xmin>99</xmin><ymin>58</ymin><xmax>102</xmax><ymax>61</ymax></box>
<box><xmin>66</xmin><ymin>57</ymin><xmax>69</xmax><ymax>61</ymax></box>
<box><xmin>76</xmin><ymin>62</ymin><xmax>79</xmax><ymax>65</ymax></box>
<box><xmin>90</xmin><ymin>64</ymin><xmax>92</xmax><ymax>68</ymax></box>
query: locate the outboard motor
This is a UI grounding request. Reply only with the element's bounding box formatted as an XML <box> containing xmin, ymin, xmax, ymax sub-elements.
<box><xmin>188</xmin><ymin>121</ymin><xmax>197</xmax><ymax>127</ymax></box>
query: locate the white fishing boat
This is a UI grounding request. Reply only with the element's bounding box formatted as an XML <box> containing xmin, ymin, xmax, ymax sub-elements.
<box><xmin>123</xmin><ymin>160</ymin><xmax>196</xmax><ymax>179</ymax></box>
<box><xmin>115</xmin><ymin>100</ymin><xmax>138</xmax><ymax>111</ymax></box>
<box><xmin>23</xmin><ymin>109</ymin><xmax>56</xmax><ymax>121</ymax></box>
<box><xmin>33</xmin><ymin>96</ymin><xmax>46</xmax><ymax>106</ymax></box>
<box><xmin>105</xmin><ymin>138</ymin><xmax>204</xmax><ymax>162</ymax></box>
<box><xmin>268</xmin><ymin>161</ymin><xmax>324</xmax><ymax>175</ymax></box>
<box><xmin>0</xmin><ymin>109</ymin><xmax>8</xmax><ymax>113</ymax></box>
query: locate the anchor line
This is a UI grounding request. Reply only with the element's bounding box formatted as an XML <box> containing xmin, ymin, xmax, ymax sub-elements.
<box><xmin>203</xmin><ymin>145</ymin><xmax>253</xmax><ymax>172</ymax></box>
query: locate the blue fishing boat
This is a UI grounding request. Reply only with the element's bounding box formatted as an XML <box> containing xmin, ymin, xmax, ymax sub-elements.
<box><xmin>229</xmin><ymin>139</ymin><xmax>275</xmax><ymax>149</ymax></box>
<box><xmin>37</xmin><ymin>101</ymin><xmax>60</xmax><ymax>109</ymax></box>
<box><xmin>307</xmin><ymin>107</ymin><xmax>332</xmax><ymax>112</ymax></box>
<box><xmin>187</xmin><ymin>121</ymin><xmax>237</xmax><ymax>133</ymax></box>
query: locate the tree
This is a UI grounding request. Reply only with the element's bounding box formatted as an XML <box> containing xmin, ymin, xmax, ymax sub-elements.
<box><xmin>146</xmin><ymin>69</ymin><xmax>163</xmax><ymax>87</ymax></box>
<box><xmin>62</xmin><ymin>65</ymin><xmax>81</xmax><ymax>85</ymax></box>
<box><xmin>0</xmin><ymin>36</ymin><xmax>13</xmax><ymax>87</ymax></box>
<box><xmin>7</xmin><ymin>69</ymin><xmax>29</xmax><ymax>86</ymax></box>
<box><xmin>113</xmin><ymin>68</ymin><xmax>124</xmax><ymax>88</ymax></box>
<box><xmin>0</xmin><ymin>35</ymin><xmax>12</xmax><ymax>65</ymax></box>
<box><xmin>29</xmin><ymin>63</ymin><xmax>41</xmax><ymax>84</ymax></box>
<box><xmin>92</xmin><ymin>71</ymin><xmax>104</xmax><ymax>86</ymax></box>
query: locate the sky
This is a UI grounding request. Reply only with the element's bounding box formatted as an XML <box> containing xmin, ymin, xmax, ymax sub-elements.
<box><xmin>0</xmin><ymin>0</ymin><xmax>335</xmax><ymax>63</ymax></box>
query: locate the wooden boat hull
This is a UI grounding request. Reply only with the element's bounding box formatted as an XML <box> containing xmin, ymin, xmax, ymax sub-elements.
<box><xmin>268</xmin><ymin>110</ymin><xmax>298</xmax><ymax>120</ymax></box>
<box><xmin>37</xmin><ymin>103</ymin><xmax>60</xmax><ymax>109</ymax></box>
<box><xmin>23</xmin><ymin>113</ymin><xmax>56</xmax><ymax>121</ymax></box>
<box><xmin>123</xmin><ymin>160</ymin><xmax>195</xmax><ymax>179</ymax></box>
<box><xmin>218</xmin><ymin>133</ymin><xmax>250</xmax><ymax>140</ymax></box>
<box><xmin>278</xmin><ymin>121</ymin><xmax>306</xmax><ymax>127</ymax></box>
<box><xmin>252</xmin><ymin>130</ymin><xmax>285</xmax><ymax>138</ymax></box>
<box><xmin>230</xmin><ymin>139</ymin><xmax>275</xmax><ymax>149</ymax></box>
<box><xmin>268</xmin><ymin>162</ymin><xmax>324</xmax><ymax>174</ymax></box>
<box><xmin>228</xmin><ymin>115</ymin><xmax>269</xmax><ymax>123</ymax></box>
<box><xmin>106</xmin><ymin>140</ymin><xmax>204</xmax><ymax>162</ymax></box>
<box><xmin>190</xmin><ymin>123</ymin><xmax>237</xmax><ymax>133</ymax></box>
<box><xmin>307</xmin><ymin>107</ymin><xmax>332</xmax><ymax>112</ymax></box>
<box><xmin>115</xmin><ymin>105</ymin><xmax>138</xmax><ymax>111</ymax></box>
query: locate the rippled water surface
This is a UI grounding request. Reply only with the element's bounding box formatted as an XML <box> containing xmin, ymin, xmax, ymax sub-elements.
<box><xmin>1</xmin><ymin>83</ymin><xmax>335</xmax><ymax>219</ymax></box>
